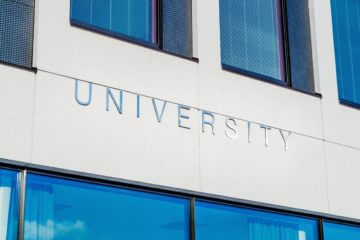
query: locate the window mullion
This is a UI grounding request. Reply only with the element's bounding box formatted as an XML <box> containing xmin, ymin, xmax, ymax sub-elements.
<box><xmin>157</xmin><ymin>0</ymin><xmax>163</xmax><ymax>49</ymax></box>
<box><xmin>17</xmin><ymin>169</ymin><xmax>27</xmax><ymax>240</ymax></box>
<box><xmin>280</xmin><ymin>0</ymin><xmax>292</xmax><ymax>87</ymax></box>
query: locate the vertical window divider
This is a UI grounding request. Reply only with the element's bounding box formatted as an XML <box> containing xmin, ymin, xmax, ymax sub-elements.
<box><xmin>157</xmin><ymin>0</ymin><xmax>163</xmax><ymax>49</ymax></box>
<box><xmin>17</xmin><ymin>169</ymin><xmax>27</xmax><ymax>240</ymax></box>
<box><xmin>190</xmin><ymin>197</ymin><xmax>196</xmax><ymax>240</ymax></box>
<box><xmin>318</xmin><ymin>218</ymin><xmax>325</xmax><ymax>240</ymax></box>
<box><xmin>280</xmin><ymin>0</ymin><xmax>292</xmax><ymax>87</ymax></box>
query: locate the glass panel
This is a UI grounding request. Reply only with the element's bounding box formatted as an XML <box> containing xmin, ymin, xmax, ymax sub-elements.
<box><xmin>0</xmin><ymin>168</ymin><xmax>20</xmax><ymax>240</ymax></box>
<box><xmin>71</xmin><ymin>0</ymin><xmax>154</xmax><ymax>44</ymax></box>
<box><xmin>219</xmin><ymin>0</ymin><xmax>285</xmax><ymax>82</ymax></box>
<box><xmin>0</xmin><ymin>0</ymin><xmax>35</xmax><ymax>67</ymax></box>
<box><xmin>24</xmin><ymin>174</ymin><xmax>190</xmax><ymax>240</ymax></box>
<box><xmin>195</xmin><ymin>200</ymin><xmax>318</xmax><ymax>240</ymax></box>
<box><xmin>324</xmin><ymin>222</ymin><xmax>360</xmax><ymax>240</ymax></box>
<box><xmin>330</xmin><ymin>0</ymin><xmax>360</xmax><ymax>106</ymax></box>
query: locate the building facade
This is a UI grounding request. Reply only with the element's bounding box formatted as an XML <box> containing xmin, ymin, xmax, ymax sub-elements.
<box><xmin>0</xmin><ymin>0</ymin><xmax>360</xmax><ymax>239</ymax></box>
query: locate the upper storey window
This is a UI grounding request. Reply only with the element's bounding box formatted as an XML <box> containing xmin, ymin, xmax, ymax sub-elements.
<box><xmin>330</xmin><ymin>0</ymin><xmax>360</xmax><ymax>107</ymax></box>
<box><xmin>219</xmin><ymin>0</ymin><xmax>315</xmax><ymax>93</ymax></box>
<box><xmin>0</xmin><ymin>0</ymin><xmax>35</xmax><ymax>68</ymax></box>
<box><xmin>70</xmin><ymin>0</ymin><xmax>193</xmax><ymax>59</ymax></box>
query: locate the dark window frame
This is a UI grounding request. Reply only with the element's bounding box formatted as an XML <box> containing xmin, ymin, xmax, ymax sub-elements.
<box><xmin>70</xmin><ymin>0</ymin><xmax>198</xmax><ymax>62</ymax></box>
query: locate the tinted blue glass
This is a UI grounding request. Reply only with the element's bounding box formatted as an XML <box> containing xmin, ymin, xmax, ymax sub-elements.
<box><xmin>70</xmin><ymin>0</ymin><xmax>153</xmax><ymax>44</ymax></box>
<box><xmin>24</xmin><ymin>174</ymin><xmax>190</xmax><ymax>240</ymax></box>
<box><xmin>0</xmin><ymin>168</ymin><xmax>20</xmax><ymax>240</ymax></box>
<box><xmin>324</xmin><ymin>222</ymin><xmax>360</xmax><ymax>240</ymax></box>
<box><xmin>331</xmin><ymin>0</ymin><xmax>360</xmax><ymax>106</ymax></box>
<box><xmin>195</xmin><ymin>201</ymin><xmax>318</xmax><ymax>240</ymax></box>
<box><xmin>219</xmin><ymin>0</ymin><xmax>285</xmax><ymax>82</ymax></box>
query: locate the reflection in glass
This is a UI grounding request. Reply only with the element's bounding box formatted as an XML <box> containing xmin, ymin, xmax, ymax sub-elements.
<box><xmin>195</xmin><ymin>200</ymin><xmax>318</xmax><ymax>240</ymax></box>
<box><xmin>324</xmin><ymin>221</ymin><xmax>360</xmax><ymax>240</ymax></box>
<box><xmin>0</xmin><ymin>168</ymin><xmax>20</xmax><ymax>240</ymax></box>
<box><xmin>219</xmin><ymin>0</ymin><xmax>285</xmax><ymax>82</ymax></box>
<box><xmin>23</xmin><ymin>174</ymin><xmax>190</xmax><ymax>240</ymax></box>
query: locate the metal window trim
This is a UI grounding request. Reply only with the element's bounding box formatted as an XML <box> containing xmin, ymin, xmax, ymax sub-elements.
<box><xmin>323</xmin><ymin>218</ymin><xmax>360</xmax><ymax>230</ymax></box>
<box><xmin>281</xmin><ymin>0</ymin><xmax>292</xmax><ymax>87</ymax></box>
<box><xmin>222</xmin><ymin>63</ymin><xmax>289</xmax><ymax>87</ymax></box>
<box><xmin>339</xmin><ymin>98</ymin><xmax>360</xmax><ymax>110</ymax></box>
<box><xmin>17</xmin><ymin>169</ymin><xmax>26</xmax><ymax>240</ymax></box>
<box><xmin>222</xmin><ymin>63</ymin><xmax>322</xmax><ymax>98</ymax></box>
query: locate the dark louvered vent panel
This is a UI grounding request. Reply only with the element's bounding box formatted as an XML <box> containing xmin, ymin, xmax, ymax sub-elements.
<box><xmin>162</xmin><ymin>0</ymin><xmax>193</xmax><ymax>58</ymax></box>
<box><xmin>286</xmin><ymin>0</ymin><xmax>315</xmax><ymax>93</ymax></box>
<box><xmin>0</xmin><ymin>0</ymin><xmax>35</xmax><ymax>68</ymax></box>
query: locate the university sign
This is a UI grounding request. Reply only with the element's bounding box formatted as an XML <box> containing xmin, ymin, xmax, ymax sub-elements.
<box><xmin>74</xmin><ymin>80</ymin><xmax>292</xmax><ymax>151</ymax></box>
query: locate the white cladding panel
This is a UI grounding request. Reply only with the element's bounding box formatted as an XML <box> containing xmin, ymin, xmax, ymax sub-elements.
<box><xmin>0</xmin><ymin>0</ymin><xmax>359</xmax><ymax>221</ymax></box>
<box><xmin>199</xmin><ymin>117</ymin><xmax>328</xmax><ymax>213</ymax></box>
<box><xmin>0</xmin><ymin>65</ymin><xmax>34</xmax><ymax>162</ymax></box>
<box><xmin>325</xmin><ymin>142</ymin><xmax>360</xmax><ymax>219</ymax></box>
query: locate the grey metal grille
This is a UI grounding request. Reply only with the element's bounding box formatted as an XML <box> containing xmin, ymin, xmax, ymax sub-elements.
<box><xmin>0</xmin><ymin>0</ymin><xmax>35</xmax><ymax>68</ymax></box>
<box><xmin>162</xmin><ymin>0</ymin><xmax>193</xmax><ymax>58</ymax></box>
<box><xmin>286</xmin><ymin>0</ymin><xmax>315</xmax><ymax>93</ymax></box>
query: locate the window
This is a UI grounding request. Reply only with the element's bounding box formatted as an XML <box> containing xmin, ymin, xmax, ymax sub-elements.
<box><xmin>324</xmin><ymin>222</ymin><xmax>360</xmax><ymax>240</ymax></box>
<box><xmin>0</xmin><ymin>0</ymin><xmax>35</xmax><ymax>68</ymax></box>
<box><xmin>330</xmin><ymin>0</ymin><xmax>360</xmax><ymax>107</ymax></box>
<box><xmin>23</xmin><ymin>173</ymin><xmax>190</xmax><ymax>240</ymax></box>
<box><xmin>70</xmin><ymin>0</ymin><xmax>193</xmax><ymax>58</ymax></box>
<box><xmin>0</xmin><ymin>168</ymin><xmax>21</xmax><ymax>240</ymax></box>
<box><xmin>195</xmin><ymin>200</ymin><xmax>318</xmax><ymax>240</ymax></box>
<box><xmin>219</xmin><ymin>0</ymin><xmax>315</xmax><ymax>93</ymax></box>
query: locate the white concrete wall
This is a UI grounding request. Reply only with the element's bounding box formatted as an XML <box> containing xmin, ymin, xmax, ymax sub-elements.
<box><xmin>0</xmin><ymin>0</ymin><xmax>359</xmax><ymax>220</ymax></box>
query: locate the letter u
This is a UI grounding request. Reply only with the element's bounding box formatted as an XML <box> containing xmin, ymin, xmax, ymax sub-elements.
<box><xmin>75</xmin><ymin>80</ymin><xmax>92</xmax><ymax>106</ymax></box>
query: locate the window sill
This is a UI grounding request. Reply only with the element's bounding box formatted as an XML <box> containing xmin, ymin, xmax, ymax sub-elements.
<box><xmin>70</xmin><ymin>21</ymin><xmax>199</xmax><ymax>63</ymax></box>
<box><xmin>222</xmin><ymin>64</ymin><xmax>322</xmax><ymax>99</ymax></box>
<box><xmin>0</xmin><ymin>60</ymin><xmax>37</xmax><ymax>73</ymax></box>
<box><xmin>339</xmin><ymin>99</ymin><xmax>360</xmax><ymax>110</ymax></box>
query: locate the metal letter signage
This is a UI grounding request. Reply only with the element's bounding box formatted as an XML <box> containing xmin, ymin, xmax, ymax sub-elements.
<box><xmin>106</xmin><ymin>88</ymin><xmax>123</xmax><ymax>114</ymax></box>
<box><xmin>75</xmin><ymin>80</ymin><xmax>92</xmax><ymax>106</ymax></box>
<box><xmin>178</xmin><ymin>105</ymin><xmax>191</xmax><ymax>129</ymax></box>
<box><xmin>74</xmin><ymin>80</ymin><xmax>292</xmax><ymax>151</ymax></box>
<box><xmin>152</xmin><ymin>99</ymin><xmax>167</xmax><ymax>123</ymax></box>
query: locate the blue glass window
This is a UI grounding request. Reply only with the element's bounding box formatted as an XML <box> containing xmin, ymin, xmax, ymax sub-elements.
<box><xmin>219</xmin><ymin>0</ymin><xmax>315</xmax><ymax>92</ymax></box>
<box><xmin>0</xmin><ymin>168</ymin><xmax>20</xmax><ymax>240</ymax></box>
<box><xmin>324</xmin><ymin>222</ymin><xmax>360</xmax><ymax>240</ymax></box>
<box><xmin>70</xmin><ymin>0</ymin><xmax>193</xmax><ymax>58</ymax></box>
<box><xmin>0</xmin><ymin>0</ymin><xmax>35</xmax><ymax>68</ymax></box>
<box><xmin>220</xmin><ymin>0</ymin><xmax>285</xmax><ymax>83</ymax></box>
<box><xmin>71</xmin><ymin>0</ymin><xmax>155</xmax><ymax>44</ymax></box>
<box><xmin>23</xmin><ymin>173</ymin><xmax>190</xmax><ymax>240</ymax></box>
<box><xmin>195</xmin><ymin>200</ymin><xmax>318</xmax><ymax>240</ymax></box>
<box><xmin>330</xmin><ymin>0</ymin><xmax>360</xmax><ymax>107</ymax></box>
